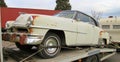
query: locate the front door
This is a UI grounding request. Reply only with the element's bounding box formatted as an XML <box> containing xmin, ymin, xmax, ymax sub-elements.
<box><xmin>75</xmin><ymin>12</ymin><xmax>94</xmax><ymax>45</ymax></box>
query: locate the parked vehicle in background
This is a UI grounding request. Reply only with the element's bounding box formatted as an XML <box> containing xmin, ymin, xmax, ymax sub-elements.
<box><xmin>3</xmin><ymin>10</ymin><xmax>110</xmax><ymax>58</ymax></box>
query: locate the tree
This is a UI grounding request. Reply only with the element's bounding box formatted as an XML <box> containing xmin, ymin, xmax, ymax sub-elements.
<box><xmin>0</xmin><ymin>0</ymin><xmax>7</xmax><ymax>7</ymax></box>
<box><xmin>55</xmin><ymin>0</ymin><xmax>71</xmax><ymax>10</ymax></box>
<box><xmin>91</xmin><ymin>10</ymin><xmax>103</xmax><ymax>20</ymax></box>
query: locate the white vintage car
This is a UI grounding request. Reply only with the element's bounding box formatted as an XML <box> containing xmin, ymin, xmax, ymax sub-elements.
<box><xmin>5</xmin><ymin>10</ymin><xmax>110</xmax><ymax>58</ymax></box>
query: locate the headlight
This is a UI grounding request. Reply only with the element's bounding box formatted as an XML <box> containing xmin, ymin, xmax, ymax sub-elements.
<box><xmin>26</xmin><ymin>16</ymin><xmax>34</xmax><ymax>26</ymax></box>
<box><xmin>5</xmin><ymin>21</ymin><xmax>14</xmax><ymax>29</ymax></box>
<box><xmin>27</xmin><ymin>20</ymin><xmax>32</xmax><ymax>25</ymax></box>
<box><xmin>27</xmin><ymin>16</ymin><xmax>38</xmax><ymax>26</ymax></box>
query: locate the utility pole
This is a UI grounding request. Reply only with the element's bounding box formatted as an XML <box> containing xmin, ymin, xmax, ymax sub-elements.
<box><xmin>0</xmin><ymin>0</ymin><xmax>7</xmax><ymax>61</ymax></box>
<box><xmin>0</xmin><ymin>9</ymin><xmax>3</xmax><ymax>62</ymax></box>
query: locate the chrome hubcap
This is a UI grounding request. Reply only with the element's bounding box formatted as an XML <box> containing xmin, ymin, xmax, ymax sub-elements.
<box><xmin>45</xmin><ymin>37</ymin><xmax>58</xmax><ymax>54</ymax></box>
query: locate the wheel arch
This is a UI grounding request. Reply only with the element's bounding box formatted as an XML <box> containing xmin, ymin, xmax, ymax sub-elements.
<box><xmin>45</xmin><ymin>29</ymin><xmax>66</xmax><ymax>46</ymax></box>
<box><xmin>102</xmin><ymin>38</ymin><xmax>107</xmax><ymax>45</ymax></box>
<box><xmin>98</xmin><ymin>38</ymin><xmax>107</xmax><ymax>45</ymax></box>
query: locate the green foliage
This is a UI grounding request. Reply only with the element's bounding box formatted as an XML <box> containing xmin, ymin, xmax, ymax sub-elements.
<box><xmin>0</xmin><ymin>0</ymin><xmax>7</xmax><ymax>7</ymax></box>
<box><xmin>55</xmin><ymin>0</ymin><xmax>71</xmax><ymax>10</ymax></box>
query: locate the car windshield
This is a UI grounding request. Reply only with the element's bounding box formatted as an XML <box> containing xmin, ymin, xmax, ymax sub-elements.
<box><xmin>54</xmin><ymin>11</ymin><xmax>76</xmax><ymax>19</ymax></box>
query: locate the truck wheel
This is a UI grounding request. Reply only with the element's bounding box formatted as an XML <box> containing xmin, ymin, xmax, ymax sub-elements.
<box><xmin>15</xmin><ymin>42</ymin><xmax>33</xmax><ymax>51</ymax></box>
<box><xmin>38</xmin><ymin>32</ymin><xmax>61</xmax><ymax>59</ymax></box>
<box><xmin>83</xmin><ymin>55</ymin><xmax>100</xmax><ymax>62</ymax></box>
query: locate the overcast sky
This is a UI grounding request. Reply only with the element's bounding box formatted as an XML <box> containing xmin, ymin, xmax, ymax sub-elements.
<box><xmin>5</xmin><ymin>0</ymin><xmax>120</xmax><ymax>17</ymax></box>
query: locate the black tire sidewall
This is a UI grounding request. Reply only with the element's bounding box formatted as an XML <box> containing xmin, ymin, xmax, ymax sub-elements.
<box><xmin>83</xmin><ymin>55</ymin><xmax>100</xmax><ymax>62</ymax></box>
<box><xmin>15</xmin><ymin>42</ymin><xmax>33</xmax><ymax>51</ymax></box>
<box><xmin>38</xmin><ymin>32</ymin><xmax>61</xmax><ymax>58</ymax></box>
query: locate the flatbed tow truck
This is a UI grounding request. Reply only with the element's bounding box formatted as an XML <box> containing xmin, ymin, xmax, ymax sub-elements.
<box><xmin>1</xmin><ymin>23</ymin><xmax>117</xmax><ymax>62</ymax></box>
<box><xmin>1</xmin><ymin>11</ymin><xmax>117</xmax><ymax>62</ymax></box>
<box><xmin>3</xmin><ymin>44</ymin><xmax>116</xmax><ymax>62</ymax></box>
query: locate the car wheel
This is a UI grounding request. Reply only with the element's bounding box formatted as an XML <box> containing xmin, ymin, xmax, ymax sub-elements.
<box><xmin>15</xmin><ymin>42</ymin><xmax>33</xmax><ymax>51</ymax></box>
<box><xmin>38</xmin><ymin>32</ymin><xmax>61</xmax><ymax>59</ymax></box>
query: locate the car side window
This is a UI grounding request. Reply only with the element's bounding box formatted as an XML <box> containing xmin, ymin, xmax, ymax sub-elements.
<box><xmin>76</xmin><ymin>13</ymin><xmax>90</xmax><ymax>23</ymax></box>
<box><xmin>54</xmin><ymin>11</ymin><xmax>76</xmax><ymax>19</ymax></box>
<box><xmin>76</xmin><ymin>12</ymin><xmax>99</xmax><ymax>26</ymax></box>
<box><xmin>76</xmin><ymin>13</ymin><xmax>81</xmax><ymax>21</ymax></box>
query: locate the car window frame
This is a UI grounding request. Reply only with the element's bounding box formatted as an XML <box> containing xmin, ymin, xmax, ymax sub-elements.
<box><xmin>75</xmin><ymin>11</ymin><xmax>99</xmax><ymax>27</ymax></box>
<box><xmin>89</xmin><ymin>17</ymin><xmax>99</xmax><ymax>27</ymax></box>
<box><xmin>89</xmin><ymin>17</ymin><xmax>97</xmax><ymax>26</ymax></box>
<box><xmin>75</xmin><ymin>12</ymin><xmax>91</xmax><ymax>23</ymax></box>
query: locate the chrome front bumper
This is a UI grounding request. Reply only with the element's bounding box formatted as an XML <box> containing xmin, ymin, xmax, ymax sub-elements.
<box><xmin>25</xmin><ymin>36</ymin><xmax>43</xmax><ymax>44</ymax></box>
<box><xmin>2</xmin><ymin>32</ymin><xmax>44</xmax><ymax>45</ymax></box>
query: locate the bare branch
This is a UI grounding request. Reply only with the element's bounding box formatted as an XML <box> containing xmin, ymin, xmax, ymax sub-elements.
<box><xmin>91</xmin><ymin>10</ymin><xmax>103</xmax><ymax>20</ymax></box>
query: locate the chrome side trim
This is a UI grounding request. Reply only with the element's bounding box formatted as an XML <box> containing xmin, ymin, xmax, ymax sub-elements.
<box><xmin>2</xmin><ymin>32</ymin><xmax>43</xmax><ymax>36</ymax></box>
<box><xmin>30</xmin><ymin>25</ymin><xmax>87</xmax><ymax>34</ymax></box>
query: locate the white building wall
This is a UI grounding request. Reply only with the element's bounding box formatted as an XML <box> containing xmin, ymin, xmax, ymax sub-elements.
<box><xmin>99</xmin><ymin>17</ymin><xmax>120</xmax><ymax>42</ymax></box>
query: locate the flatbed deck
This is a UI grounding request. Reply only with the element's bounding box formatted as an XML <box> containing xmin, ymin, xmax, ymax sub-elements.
<box><xmin>3</xmin><ymin>46</ymin><xmax>116</xmax><ymax>62</ymax></box>
<box><xmin>33</xmin><ymin>48</ymin><xmax>116</xmax><ymax>62</ymax></box>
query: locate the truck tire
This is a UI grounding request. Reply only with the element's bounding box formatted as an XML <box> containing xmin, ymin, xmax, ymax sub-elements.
<box><xmin>38</xmin><ymin>32</ymin><xmax>61</xmax><ymax>59</ymax></box>
<box><xmin>83</xmin><ymin>55</ymin><xmax>100</xmax><ymax>62</ymax></box>
<box><xmin>15</xmin><ymin>42</ymin><xmax>33</xmax><ymax>51</ymax></box>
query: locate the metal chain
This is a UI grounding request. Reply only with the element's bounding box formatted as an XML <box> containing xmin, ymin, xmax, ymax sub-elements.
<box><xmin>19</xmin><ymin>45</ymin><xmax>44</xmax><ymax>62</ymax></box>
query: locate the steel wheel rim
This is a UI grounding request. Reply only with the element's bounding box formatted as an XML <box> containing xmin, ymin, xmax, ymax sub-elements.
<box><xmin>45</xmin><ymin>36</ymin><xmax>59</xmax><ymax>54</ymax></box>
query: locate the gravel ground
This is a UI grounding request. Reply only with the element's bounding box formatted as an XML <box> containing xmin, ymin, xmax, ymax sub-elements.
<box><xmin>2</xmin><ymin>41</ymin><xmax>15</xmax><ymax>47</ymax></box>
<box><xmin>2</xmin><ymin>41</ymin><xmax>16</xmax><ymax>62</ymax></box>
